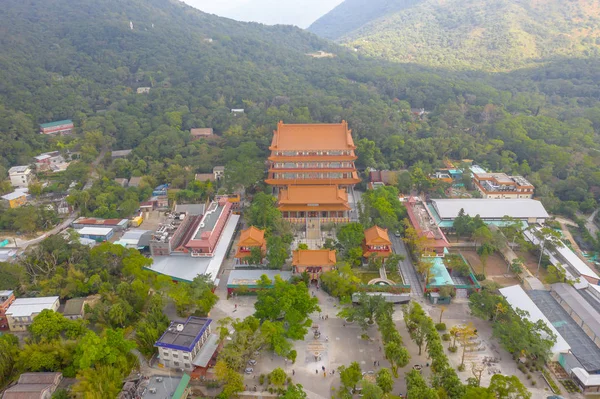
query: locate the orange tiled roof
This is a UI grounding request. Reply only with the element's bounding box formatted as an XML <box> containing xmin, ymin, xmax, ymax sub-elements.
<box><xmin>238</xmin><ymin>226</ymin><xmax>266</xmax><ymax>247</ymax></box>
<box><xmin>190</xmin><ymin>128</ymin><xmax>214</xmax><ymax>136</ymax></box>
<box><xmin>292</xmin><ymin>249</ymin><xmax>337</xmax><ymax>266</ymax></box>
<box><xmin>364</xmin><ymin>225</ymin><xmax>391</xmax><ymax>246</ymax></box>
<box><xmin>279</xmin><ymin>185</ymin><xmax>349</xmax><ymax>205</ymax></box>
<box><xmin>270</xmin><ymin>121</ymin><xmax>356</xmax><ymax>151</ymax></box>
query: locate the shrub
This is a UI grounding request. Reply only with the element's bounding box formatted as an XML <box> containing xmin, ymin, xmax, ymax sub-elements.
<box><xmin>526</xmin><ymin>374</ymin><xmax>532</xmax><ymax>380</ymax></box>
<box><xmin>259</xmin><ymin>375</ymin><xmax>265</xmax><ymax>385</ymax></box>
<box><xmin>531</xmin><ymin>380</ymin><xmax>536</xmax><ymax>386</ymax></box>
<box><xmin>475</xmin><ymin>273</ymin><xmax>486</xmax><ymax>281</ymax></box>
<box><xmin>448</xmin><ymin>346</ymin><xmax>458</xmax><ymax>353</ymax></box>
<box><xmin>435</xmin><ymin>323</ymin><xmax>446</xmax><ymax>331</ymax></box>
<box><xmin>457</xmin><ymin>364</ymin><xmax>465</xmax><ymax>372</ymax></box>
<box><xmin>442</xmin><ymin>333</ymin><xmax>451</xmax><ymax>341</ymax></box>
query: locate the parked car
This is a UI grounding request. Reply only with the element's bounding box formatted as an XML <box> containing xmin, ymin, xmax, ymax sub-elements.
<box><xmin>244</xmin><ymin>368</ymin><xmax>254</xmax><ymax>374</ymax></box>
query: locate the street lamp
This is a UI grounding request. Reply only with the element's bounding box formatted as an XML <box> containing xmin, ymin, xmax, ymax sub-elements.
<box><xmin>536</xmin><ymin>237</ymin><xmax>546</xmax><ymax>278</ymax></box>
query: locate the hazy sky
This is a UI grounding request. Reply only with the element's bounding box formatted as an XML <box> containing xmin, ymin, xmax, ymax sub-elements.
<box><xmin>181</xmin><ymin>0</ymin><xmax>344</xmax><ymax>28</ymax></box>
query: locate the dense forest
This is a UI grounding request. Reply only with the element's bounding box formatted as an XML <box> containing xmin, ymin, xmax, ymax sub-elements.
<box><xmin>1</xmin><ymin>0</ymin><xmax>600</xmax><ymax>217</ymax></box>
<box><xmin>310</xmin><ymin>0</ymin><xmax>600</xmax><ymax>71</ymax></box>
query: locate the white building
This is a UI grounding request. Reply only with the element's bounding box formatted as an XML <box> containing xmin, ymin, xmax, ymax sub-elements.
<box><xmin>155</xmin><ymin>317</ymin><xmax>215</xmax><ymax>371</ymax></box>
<box><xmin>8</xmin><ymin>165</ymin><xmax>33</xmax><ymax>188</ymax></box>
<box><xmin>5</xmin><ymin>296</ymin><xmax>60</xmax><ymax>332</ymax></box>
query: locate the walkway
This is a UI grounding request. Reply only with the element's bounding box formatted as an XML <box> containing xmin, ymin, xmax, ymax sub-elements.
<box><xmin>390</xmin><ymin>235</ymin><xmax>422</xmax><ymax>296</ymax></box>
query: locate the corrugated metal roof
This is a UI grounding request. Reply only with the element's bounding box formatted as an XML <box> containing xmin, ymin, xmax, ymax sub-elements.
<box><xmin>6</xmin><ymin>297</ymin><xmax>59</xmax><ymax>317</ymax></box>
<box><xmin>432</xmin><ymin>198</ymin><xmax>549</xmax><ymax>220</ymax></box>
<box><xmin>39</xmin><ymin>120</ymin><xmax>73</xmax><ymax>128</ymax></box>
<box><xmin>499</xmin><ymin>285</ymin><xmax>571</xmax><ymax>355</ymax></box>
<box><xmin>551</xmin><ymin>283</ymin><xmax>600</xmax><ymax>339</ymax></box>
<box><xmin>76</xmin><ymin>227</ymin><xmax>113</xmax><ymax>236</ymax></box>
<box><xmin>192</xmin><ymin>334</ymin><xmax>219</xmax><ymax>367</ymax></box>
<box><xmin>227</xmin><ymin>270</ymin><xmax>292</xmax><ymax>287</ymax></box>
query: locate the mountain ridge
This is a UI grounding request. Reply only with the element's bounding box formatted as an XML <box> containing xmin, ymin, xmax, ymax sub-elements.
<box><xmin>308</xmin><ymin>0</ymin><xmax>600</xmax><ymax>71</ymax></box>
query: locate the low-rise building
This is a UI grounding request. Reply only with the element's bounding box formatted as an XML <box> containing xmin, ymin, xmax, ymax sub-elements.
<box><xmin>115</xmin><ymin>229</ymin><xmax>152</xmax><ymax>249</ymax></box>
<box><xmin>128</xmin><ymin>176</ymin><xmax>143</xmax><ymax>188</ymax></box>
<box><xmin>278</xmin><ymin>185</ymin><xmax>351</xmax><ymax>223</ymax></box>
<box><xmin>292</xmin><ymin>249</ymin><xmax>336</xmax><ymax>282</ymax></box>
<box><xmin>1</xmin><ymin>189</ymin><xmax>28</xmax><ymax>208</ymax></box>
<box><xmin>472</xmin><ymin>172</ymin><xmax>534</xmax><ymax>199</ymax></box>
<box><xmin>60</xmin><ymin>297</ymin><xmax>97</xmax><ymax>320</ymax></box>
<box><xmin>114</xmin><ymin>178</ymin><xmax>129</xmax><ymax>187</ymax></box>
<box><xmin>195</xmin><ymin>173</ymin><xmax>215</xmax><ymax>182</ymax></box>
<box><xmin>155</xmin><ymin>317</ymin><xmax>217</xmax><ymax>372</ymax></box>
<box><xmin>8</xmin><ymin>165</ymin><xmax>33</xmax><ymax>188</ymax></box>
<box><xmin>190</xmin><ymin>128</ymin><xmax>214</xmax><ymax>141</ymax></box>
<box><xmin>2</xmin><ymin>372</ymin><xmax>63</xmax><ymax>399</ymax></box>
<box><xmin>213</xmin><ymin>166</ymin><xmax>225</xmax><ymax>181</ymax></box>
<box><xmin>76</xmin><ymin>227</ymin><xmax>114</xmax><ymax>242</ymax></box>
<box><xmin>111</xmin><ymin>149</ymin><xmax>133</xmax><ymax>158</ymax></box>
<box><xmin>405</xmin><ymin>197</ymin><xmax>449</xmax><ymax>256</ymax></box>
<box><xmin>234</xmin><ymin>226</ymin><xmax>266</xmax><ymax>265</ymax></box>
<box><xmin>362</xmin><ymin>225</ymin><xmax>392</xmax><ymax>259</ymax></box>
<box><xmin>0</xmin><ymin>290</ymin><xmax>16</xmax><ymax>331</ymax></box>
<box><xmin>226</xmin><ymin>270</ymin><xmax>292</xmax><ymax>296</ymax></box>
<box><xmin>33</xmin><ymin>151</ymin><xmax>65</xmax><ymax>171</ymax></box>
<box><xmin>184</xmin><ymin>199</ymin><xmax>232</xmax><ymax>257</ymax></box>
<box><xmin>39</xmin><ymin>120</ymin><xmax>73</xmax><ymax>135</ymax></box>
<box><xmin>73</xmin><ymin>217</ymin><xmax>129</xmax><ymax>231</ymax></box>
<box><xmin>5</xmin><ymin>296</ymin><xmax>60</xmax><ymax>331</ymax></box>
<box><xmin>136</xmin><ymin>87</ymin><xmax>151</xmax><ymax>94</ymax></box>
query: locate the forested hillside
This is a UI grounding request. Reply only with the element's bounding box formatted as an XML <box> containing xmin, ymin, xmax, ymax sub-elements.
<box><xmin>307</xmin><ymin>0</ymin><xmax>421</xmax><ymax>40</ymax></box>
<box><xmin>310</xmin><ymin>0</ymin><xmax>600</xmax><ymax>71</ymax></box>
<box><xmin>1</xmin><ymin>0</ymin><xmax>600</xmax><ymax>217</ymax></box>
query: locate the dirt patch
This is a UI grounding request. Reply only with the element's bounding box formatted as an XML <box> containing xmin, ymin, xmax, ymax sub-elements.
<box><xmin>455</xmin><ymin>249</ymin><xmax>520</xmax><ymax>287</ymax></box>
<box><xmin>515</xmin><ymin>249</ymin><xmax>548</xmax><ymax>281</ymax></box>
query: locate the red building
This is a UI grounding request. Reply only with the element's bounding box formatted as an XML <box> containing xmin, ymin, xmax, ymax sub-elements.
<box><xmin>0</xmin><ymin>290</ymin><xmax>16</xmax><ymax>331</ymax></box>
<box><xmin>39</xmin><ymin>120</ymin><xmax>74</xmax><ymax>135</ymax></box>
<box><xmin>405</xmin><ymin>197</ymin><xmax>449</xmax><ymax>256</ymax></box>
<box><xmin>183</xmin><ymin>198</ymin><xmax>233</xmax><ymax>257</ymax></box>
<box><xmin>363</xmin><ymin>226</ymin><xmax>392</xmax><ymax>259</ymax></box>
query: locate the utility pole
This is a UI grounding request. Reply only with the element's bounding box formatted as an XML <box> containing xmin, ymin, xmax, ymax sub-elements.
<box><xmin>536</xmin><ymin>238</ymin><xmax>546</xmax><ymax>278</ymax></box>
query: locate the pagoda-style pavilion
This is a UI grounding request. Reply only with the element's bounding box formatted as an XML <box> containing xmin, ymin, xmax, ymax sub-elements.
<box><xmin>292</xmin><ymin>249</ymin><xmax>337</xmax><ymax>281</ymax></box>
<box><xmin>363</xmin><ymin>225</ymin><xmax>392</xmax><ymax>259</ymax></box>
<box><xmin>266</xmin><ymin>121</ymin><xmax>360</xmax><ymax>222</ymax></box>
<box><xmin>234</xmin><ymin>226</ymin><xmax>266</xmax><ymax>265</ymax></box>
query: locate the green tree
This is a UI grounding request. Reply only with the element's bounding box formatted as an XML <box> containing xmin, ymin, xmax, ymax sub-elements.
<box><xmin>269</xmin><ymin>367</ymin><xmax>287</xmax><ymax>386</ymax></box>
<box><xmin>361</xmin><ymin>381</ymin><xmax>384</xmax><ymax>399</ymax></box>
<box><xmin>337</xmin><ymin>222</ymin><xmax>365</xmax><ymax>266</ymax></box>
<box><xmin>375</xmin><ymin>368</ymin><xmax>394</xmax><ymax>394</ymax></box>
<box><xmin>246</xmin><ymin>246</ymin><xmax>264</xmax><ymax>266</ymax></box>
<box><xmin>254</xmin><ymin>276</ymin><xmax>319</xmax><ymax>340</ymax></box>
<box><xmin>28</xmin><ymin>309</ymin><xmax>87</xmax><ymax>341</ymax></box>
<box><xmin>0</xmin><ymin>334</ymin><xmax>19</xmax><ymax>388</ymax></box>
<box><xmin>487</xmin><ymin>374</ymin><xmax>531</xmax><ymax>399</ymax></box>
<box><xmin>71</xmin><ymin>365</ymin><xmax>125</xmax><ymax>399</ymax></box>
<box><xmin>266</xmin><ymin>235</ymin><xmax>290</xmax><ymax>269</ymax></box>
<box><xmin>245</xmin><ymin>193</ymin><xmax>282</xmax><ymax>232</ymax></box>
<box><xmin>338</xmin><ymin>362</ymin><xmax>362</xmax><ymax>392</ymax></box>
<box><xmin>281</xmin><ymin>384</ymin><xmax>308</xmax><ymax>399</ymax></box>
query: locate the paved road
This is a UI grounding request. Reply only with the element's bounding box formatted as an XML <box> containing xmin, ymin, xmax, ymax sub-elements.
<box><xmin>586</xmin><ymin>209</ymin><xmax>599</xmax><ymax>237</ymax></box>
<box><xmin>15</xmin><ymin>213</ymin><xmax>78</xmax><ymax>250</ymax></box>
<box><xmin>390</xmin><ymin>235</ymin><xmax>422</xmax><ymax>296</ymax></box>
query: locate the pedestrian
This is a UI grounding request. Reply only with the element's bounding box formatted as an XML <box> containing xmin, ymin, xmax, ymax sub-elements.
<box><xmin>377</xmin><ymin>361</ymin><xmax>380</xmax><ymax>366</ymax></box>
<box><xmin>379</xmin><ymin>346</ymin><xmax>382</xmax><ymax>352</ymax></box>
<box><xmin>332</xmin><ymin>369</ymin><xmax>335</xmax><ymax>375</ymax></box>
<box><xmin>374</xmin><ymin>361</ymin><xmax>377</xmax><ymax>367</ymax></box>
<box><xmin>253</xmin><ymin>375</ymin><xmax>255</xmax><ymax>379</ymax></box>
<box><xmin>326</xmin><ymin>314</ymin><xmax>329</xmax><ymax>320</ymax></box>
<box><xmin>235</xmin><ymin>304</ymin><xmax>237</xmax><ymax>309</ymax></box>
<box><xmin>343</xmin><ymin>323</ymin><xmax>346</xmax><ymax>327</ymax></box>
<box><xmin>323</xmin><ymin>371</ymin><xmax>326</xmax><ymax>377</ymax></box>
<box><xmin>316</xmin><ymin>369</ymin><xmax>319</xmax><ymax>374</ymax></box>
<box><xmin>293</xmin><ymin>370</ymin><xmax>295</xmax><ymax>376</ymax></box>
<box><xmin>322</xmin><ymin>366</ymin><xmax>325</xmax><ymax>371</ymax></box>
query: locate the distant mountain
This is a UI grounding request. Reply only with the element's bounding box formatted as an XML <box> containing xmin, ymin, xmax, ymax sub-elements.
<box><xmin>308</xmin><ymin>0</ymin><xmax>421</xmax><ymax>40</ymax></box>
<box><xmin>308</xmin><ymin>0</ymin><xmax>600</xmax><ymax>71</ymax></box>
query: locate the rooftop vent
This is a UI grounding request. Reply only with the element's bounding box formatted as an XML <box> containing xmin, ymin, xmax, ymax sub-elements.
<box><xmin>176</xmin><ymin>324</ymin><xmax>184</xmax><ymax>332</ymax></box>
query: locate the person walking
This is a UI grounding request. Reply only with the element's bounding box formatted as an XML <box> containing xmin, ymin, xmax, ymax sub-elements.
<box><xmin>292</xmin><ymin>370</ymin><xmax>295</xmax><ymax>376</ymax></box>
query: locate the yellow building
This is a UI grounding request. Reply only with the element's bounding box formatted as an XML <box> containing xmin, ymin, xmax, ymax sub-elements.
<box><xmin>1</xmin><ymin>190</ymin><xmax>28</xmax><ymax>208</ymax></box>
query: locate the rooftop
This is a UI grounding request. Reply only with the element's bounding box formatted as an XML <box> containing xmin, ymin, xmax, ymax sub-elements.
<box><xmin>191</xmin><ymin>201</ymin><xmax>226</xmax><ymax>240</ymax></box>
<box><xmin>551</xmin><ymin>283</ymin><xmax>600</xmax><ymax>339</ymax></box>
<box><xmin>190</xmin><ymin>128</ymin><xmax>214</xmax><ymax>136</ymax></box>
<box><xmin>279</xmin><ymin>185</ymin><xmax>349</xmax><ymax>206</ymax></box>
<box><xmin>174</xmin><ymin>203</ymin><xmax>206</xmax><ymax>216</ymax></box>
<box><xmin>128</xmin><ymin>176</ymin><xmax>143</xmax><ymax>187</ymax></box>
<box><xmin>149</xmin><ymin>215</ymin><xmax>240</xmax><ymax>282</ymax></box>
<box><xmin>195</xmin><ymin>173</ymin><xmax>215</xmax><ymax>182</ymax></box>
<box><xmin>431</xmin><ymin>199</ymin><xmax>549</xmax><ymax>220</ymax></box>
<box><xmin>192</xmin><ymin>333</ymin><xmax>220</xmax><ymax>367</ymax></box>
<box><xmin>8</xmin><ymin>165</ymin><xmax>30</xmax><ymax>174</ymax></box>
<box><xmin>155</xmin><ymin>316</ymin><xmax>212</xmax><ymax>352</ymax></box>
<box><xmin>226</xmin><ymin>270</ymin><xmax>293</xmax><ymax>287</ymax></box>
<box><xmin>63</xmin><ymin>298</ymin><xmax>86</xmax><ymax>316</ymax></box>
<box><xmin>406</xmin><ymin>198</ymin><xmax>448</xmax><ymax>245</ymax></box>
<box><xmin>76</xmin><ymin>227</ymin><xmax>113</xmax><ymax>236</ymax></box>
<box><xmin>499</xmin><ymin>285</ymin><xmax>571</xmax><ymax>355</ymax></box>
<box><xmin>140</xmin><ymin>375</ymin><xmax>186</xmax><ymax>399</ymax></box>
<box><xmin>118</xmin><ymin>229</ymin><xmax>152</xmax><ymax>247</ymax></box>
<box><xmin>364</xmin><ymin>225</ymin><xmax>391</xmax><ymax>245</ymax></box>
<box><xmin>2</xmin><ymin>191</ymin><xmax>28</xmax><ymax>201</ymax></box>
<box><xmin>292</xmin><ymin>249</ymin><xmax>337</xmax><ymax>266</ymax></box>
<box><xmin>39</xmin><ymin>120</ymin><xmax>73</xmax><ymax>128</ymax></box>
<box><xmin>270</xmin><ymin>121</ymin><xmax>356</xmax><ymax>151</ymax></box>
<box><xmin>6</xmin><ymin>296</ymin><xmax>59</xmax><ymax>317</ymax></box>
<box><xmin>0</xmin><ymin>290</ymin><xmax>14</xmax><ymax>301</ymax></box>
<box><xmin>111</xmin><ymin>149</ymin><xmax>133</xmax><ymax>157</ymax></box>
<box><xmin>2</xmin><ymin>372</ymin><xmax>62</xmax><ymax>399</ymax></box>
<box><xmin>238</xmin><ymin>226</ymin><xmax>266</xmax><ymax>247</ymax></box>
<box><xmin>74</xmin><ymin>217</ymin><xmax>129</xmax><ymax>226</ymax></box>
<box><xmin>529</xmin><ymin>289</ymin><xmax>600</xmax><ymax>372</ymax></box>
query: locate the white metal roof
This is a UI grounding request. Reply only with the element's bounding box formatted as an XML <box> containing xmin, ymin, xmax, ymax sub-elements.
<box><xmin>192</xmin><ymin>333</ymin><xmax>220</xmax><ymax>367</ymax></box>
<box><xmin>8</xmin><ymin>165</ymin><xmax>30</xmax><ymax>174</ymax></box>
<box><xmin>5</xmin><ymin>296</ymin><xmax>59</xmax><ymax>317</ymax></box>
<box><xmin>227</xmin><ymin>270</ymin><xmax>293</xmax><ymax>286</ymax></box>
<box><xmin>76</xmin><ymin>227</ymin><xmax>113</xmax><ymax>236</ymax></box>
<box><xmin>1</xmin><ymin>191</ymin><xmax>27</xmax><ymax>201</ymax></box>
<box><xmin>148</xmin><ymin>215</ymin><xmax>240</xmax><ymax>282</ymax></box>
<box><xmin>572</xmin><ymin>367</ymin><xmax>600</xmax><ymax>386</ymax></box>
<box><xmin>525</xmin><ymin>228</ymin><xmax>599</xmax><ymax>282</ymax></box>
<box><xmin>431</xmin><ymin>199</ymin><xmax>549</xmax><ymax>220</ymax></box>
<box><xmin>499</xmin><ymin>285</ymin><xmax>571</xmax><ymax>355</ymax></box>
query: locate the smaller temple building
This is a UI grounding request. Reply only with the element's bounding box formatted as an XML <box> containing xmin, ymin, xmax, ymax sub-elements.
<box><xmin>292</xmin><ymin>249</ymin><xmax>337</xmax><ymax>281</ymax></box>
<box><xmin>363</xmin><ymin>225</ymin><xmax>392</xmax><ymax>259</ymax></box>
<box><xmin>234</xmin><ymin>226</ymin><xmax>266</xmax><ymax>265</ymax></box>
